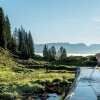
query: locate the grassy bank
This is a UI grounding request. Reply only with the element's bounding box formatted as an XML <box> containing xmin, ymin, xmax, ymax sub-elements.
<box><xmin>0</xmin><ymin>67</ymin><xmax>74</xmax><ymax>85</ymax></box>
<box><xmin>0</xmin><ymin>67</ymin><xmax>74</xmax><ymax>99</ymax></box>
<box><xmin>0</xmin><ymin>48</ymin><xmax>75</xmax><ymax>99</ymax></box>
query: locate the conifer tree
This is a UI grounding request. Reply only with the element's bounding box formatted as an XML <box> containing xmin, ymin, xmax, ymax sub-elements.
<box><xmin>59</xmin><ymin>46</ymin><xmax>67</xmax><ymax>61</ymax></box>
<box><xmin>17</xmin><ymin>26</ymin><xmax>34</xmax><ymax>58</ymax></box>
<box><xmin>48</xmin><ymin>46</ymin><xmax>56</xmax><ymax>60</ymax></box>
<box><xmin>28</xmin><ymin>31</ymin><xmax>34</xmax><ymax>58</ymax></box>
<box><xmin>0</xmin><ymin>7</ymin><xmax>34</xmax><ymax>58</ymax></box>
<box><xmin>43</xmin><ymin>44</ymin><xmax>48</xmax><ymax>59</ymax></box>
<box><xmin>8</xmin><ymin>36</ymin><xmax>16</xmax><ymax>53</ymax></box>
<box><xmin>5</xmin><ymin>15</ymin><xmax>11</xmax><ymax>49</ymax></box>
<box><xmin>18</xmin><ymin>27</ymin><xmax>23</xmax><ymax>52</ymax></box>
<box><xmin>0</xmin><ymin>7</ymin><xmax>6</xmax><ymax>48</ymax></box>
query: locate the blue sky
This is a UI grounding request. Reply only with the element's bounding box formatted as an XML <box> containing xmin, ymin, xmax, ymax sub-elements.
<box><xmin>0</xmin><ymin>0</ymin><xmax>100</xmax><ymax>44</ymax></box>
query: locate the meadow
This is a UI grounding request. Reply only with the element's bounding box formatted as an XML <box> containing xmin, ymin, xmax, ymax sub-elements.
<box><xmin>0</xmin><ymin>48</ymin><xmax>75</xmax><ymax>99</ymax></box>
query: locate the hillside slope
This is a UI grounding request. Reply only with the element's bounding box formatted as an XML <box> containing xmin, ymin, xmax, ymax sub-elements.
<box><xmin>0</xmin><ymin>48</ymin><xmax>18</xmax><ymax>68</ymax></box>
<box><xmin>0</xmin><ymin>48</ymin><xmax>74</xmax><ymax>99</ymax></box>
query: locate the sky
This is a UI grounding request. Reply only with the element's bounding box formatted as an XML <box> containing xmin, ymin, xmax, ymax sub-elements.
<box><xmin>0</xmin><ymin>0</ymin><xmax>100</xmax><ymax>44</ymax></box>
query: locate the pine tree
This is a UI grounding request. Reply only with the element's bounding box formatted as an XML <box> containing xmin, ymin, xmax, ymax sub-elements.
<box><xmin>0</xmin><ymin>7</ymin><xmax>34</xmax><ymax>58</ymax></box>
<box><xmin>48</xmin><ymin>46</ymin><xmax>56</xmax><ymax>60</ymax></box>
<box><xmin>28</xmin><ymin>31</ymin><xmax>34</xmax><ymax>58</ymax></box>
<box><xmin>18</xmin><ymin>27</ymin><xmax>23</xmax><ymax>52</ymax></box>
<box><xmin>48</xmin><ymin>48</ymin><xmax>52</xmax><ymax>60</ymax></box>
<box><xmin>17</xmin><ymin>26</ymin><xmax>34</xmax><ymax>58</ymax></box>
<box><xmin>13</xmin><ymin>28</ymin><xmax>18</xmax><ymax>48</ymax></box>
<box><xmin>43</xmin><ymin>44</ymin><xmax>48</xmax><ymax>59</ymax></box>
<box><xmin>5</xmin><ymin>15</ymin><xmax>11</xmax><ymax>49</ymax></box>
<box><xmin>8</xmin><ymin>36</ymin><xmax>16</xmax><ymax>53</ymax></box>
<box><xmin>0</xmin><ymin>7</ymin><xmax>6</xmax><ymax>48</ymax></box>
<box><xmin>22</xmin><ymin>32</ymin><xmax>28</xmax><ymax>58</ymax></box>
<box><xmin>59</xmin><ymin>46</ymin><xmax>67</xmax><ymax>61</ymax></box>
<box><xmin>62</xmin><ymin>48</ymin><xmax>67</xmax><ymax>60</ymax></box>
<box><xmin>18</xmin><ymin>27</ymin><xmax>28</xmax><ymax>58</ymax></box>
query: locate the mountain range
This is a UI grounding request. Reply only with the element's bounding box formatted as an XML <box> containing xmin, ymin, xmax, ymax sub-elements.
<box><xmin>35</xmin><ymin>43</ymin><xmax>100</xmax><ymax>54</ymax></box>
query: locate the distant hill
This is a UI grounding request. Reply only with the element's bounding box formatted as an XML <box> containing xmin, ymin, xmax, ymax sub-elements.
<box><xmin>35</xmin><ymin>43</ymin><xmax>100</xmax><ymax>54</ymax></box>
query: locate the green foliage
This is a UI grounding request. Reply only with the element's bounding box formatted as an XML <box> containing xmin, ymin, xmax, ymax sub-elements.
<box><xmin>28</xmin><ymin>31</ymin><xmax>34</xmax><ymax>57</ymax></box>
<box><xmin>8</xmin><ymin>36</ymin><xmax>16</xmax><ymax>53</ymax></box>
<box><xmin>0</xmin><ymin>7</ymin><xmax>17</xmax><ymax>53</ymax></box>
<box><xmin>0</xmin><ymin>48</ymin><xmax>74</xmax><ymax>99</ymax></box>
<box><xmin>0</xmin><ymin>7</ymin><xmax>34</xmax><ymax>58</ymax></box>
<box><xmin>54</xmin><ymin>56</ymin><xmax>97</xmax><ymax>66</ymax></box>
<box><xmin>0</xmin><ymin>7</ymin><xmax>6</xmax><ymax>48</ymax></box>
<box><xmin>58</xmin><ymin>46</ymin><xmax>67</xmax><ymax>61</ymax></box>
<box><xmin>14</xmin><ymin>26</ymin><xmax>34</xmax><ymax>59</ymax></box>
<box><xmin>5</xmin><ymin>16</ymin><xmax>11</xmax><ymax>49</ymax></box>
<box><xmin>48</xmin><ymin>46</ymin><xmax>56</xmax><ymax>61</ymax></box>
<box><xmin>0</xmin><ymin>7</ymin><xmax>13</xmax><ymax>50</ymax></box>
<box><xmin>43</xmin><ymin>45</ymin><xmax>67</xmax><ymax>61</ymax></box>
<box><xmin>43</xmin><ymin>44</ymin><xmax>49</xmax><ymax>59</ymax></box>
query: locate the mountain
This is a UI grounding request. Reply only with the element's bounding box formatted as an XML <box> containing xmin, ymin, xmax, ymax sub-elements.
<box><xmin>35</xmin><ymin>43</ymin><xmax>100</xmax><ymax>54</ymax></box>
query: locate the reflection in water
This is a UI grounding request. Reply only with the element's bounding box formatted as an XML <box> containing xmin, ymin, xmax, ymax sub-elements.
<box><xmin>47</xmin><ymin>93</ymin><xmax>61</xmax><ymax>100</ymax></box>
<box><xmin>65</xmin><ymin>67</ymin><xmax>100</xmax><ymax>100</ymax></box>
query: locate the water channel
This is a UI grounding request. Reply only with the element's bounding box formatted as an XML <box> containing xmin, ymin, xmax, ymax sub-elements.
<box><xmin>65</xmin><ymin>67</ymin><xmax>100</xmax><ymax>100</ymax></box>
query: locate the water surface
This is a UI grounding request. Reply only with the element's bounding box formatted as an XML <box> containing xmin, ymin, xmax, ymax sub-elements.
<box><xmin>66</xmin><ymin>67</ymin><xmax>100</xmax><ymax>100</ymax></box>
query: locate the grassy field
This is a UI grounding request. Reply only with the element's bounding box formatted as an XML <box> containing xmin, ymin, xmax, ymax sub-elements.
<box><xmin>0</xmin><ymin>67</ymin><xmax>74</xmax><ymax>85</ymax></box>
<box><xmin>0</xmin><ymin>67</ymin><xmax>74</xmax><ymax>98</ymax></box>
<box><xmin>0</xmin><ymin>48</ymin><xmax>75</xmax><ymax>99</ymax></box>
<box><xmin>0</xmin><ymin>67</ymin><xmax>74</xmax><ymax>99</ymax></box>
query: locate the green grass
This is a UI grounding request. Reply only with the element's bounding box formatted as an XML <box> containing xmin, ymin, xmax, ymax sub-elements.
<box><xmin>0</xmin><ymin>48</ymin><xmax>74</xmax><ymax>85</ymax></box>
<box><xmin>0</xmin><ymin>66</ymin><xmax>74</xmax><ymax>99</ymax></box>
<box><xmin>0</xmin><ymin>67</ymin><xmax>74</xmax><ymax>85</ymax></box>
<box><xmin>0</xmin><ymin>48</ymin><xmax>75</xmax><ymax>99</ymax></box>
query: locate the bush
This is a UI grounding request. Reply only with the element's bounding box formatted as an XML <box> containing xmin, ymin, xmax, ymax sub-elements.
<box><xmin>52</xmin><ymin>56</ymin><xmax>97</xmax><ymax>66</ymax></box>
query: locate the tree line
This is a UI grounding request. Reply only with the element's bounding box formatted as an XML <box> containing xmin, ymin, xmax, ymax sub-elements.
<box><xmin>0</xmin><ymin>7</ymin><xmax>66</xmax><ymax>60</ymax></box>
<box><xmin>43</xmin><ymin>44</ymin><xmax>67</xmax><ymax>61</ymax></box>
<box><xmin>0</xmin><ymin>7</ymin><xmax>34</xmax><ymax>59</ymax></box>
